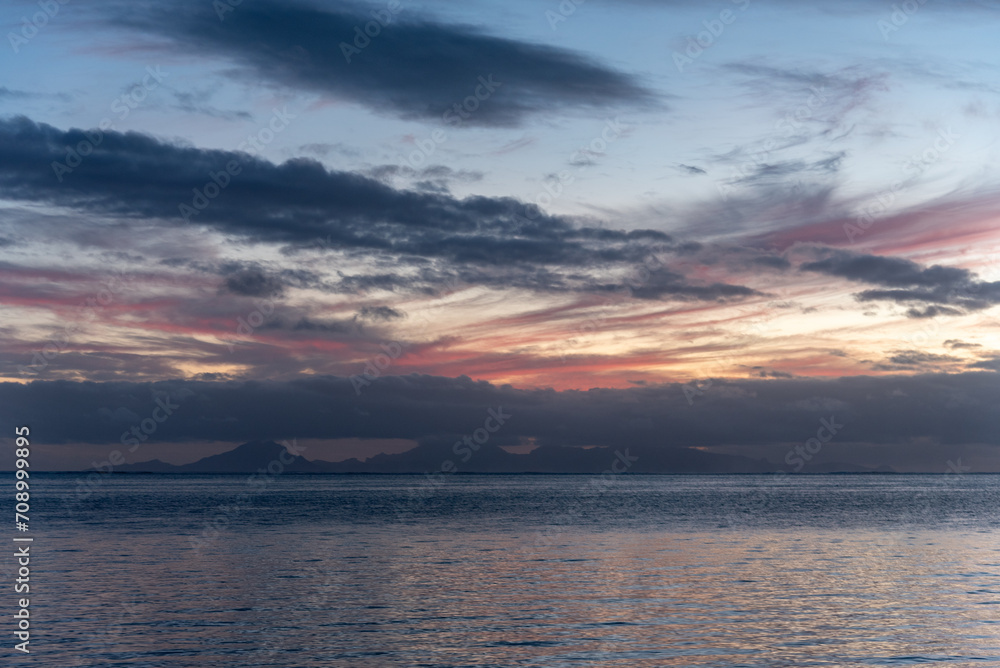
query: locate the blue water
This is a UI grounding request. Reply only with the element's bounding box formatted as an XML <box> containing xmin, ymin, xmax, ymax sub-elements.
<box><xmin>23</xmin><ymin>474</ymin><xmax>1000</xmax><ymax>666</ymax></box>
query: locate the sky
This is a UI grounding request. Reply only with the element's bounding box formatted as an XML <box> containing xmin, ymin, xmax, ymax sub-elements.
<box><xmin>2</xmin><ymin>0</ymin><xmax>1000</xmax><ymax>471</ymax></box>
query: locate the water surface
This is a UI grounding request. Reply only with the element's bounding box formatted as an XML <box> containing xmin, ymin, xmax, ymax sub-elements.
<box><xmin>26</xmin><ymin>474</ymin><xmax>1000</xmax><ymax>666</ymax></box>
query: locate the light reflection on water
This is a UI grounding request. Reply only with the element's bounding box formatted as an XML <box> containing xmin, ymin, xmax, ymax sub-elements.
<box><xmin>30</xmin><ymin>474</ymin><xmax>1000</xmax><ymax>666</ymax></box>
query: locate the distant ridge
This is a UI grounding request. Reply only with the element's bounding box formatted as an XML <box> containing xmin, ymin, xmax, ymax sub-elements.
<box><xmin>117</xmin><ymin>440</ymin><xmax>337</xmax><ymax>473</ymax></box>
<box><xmin>112</xmin><ymin>441</ymin><xmax>897</xmax><ymax>474</ymax></box>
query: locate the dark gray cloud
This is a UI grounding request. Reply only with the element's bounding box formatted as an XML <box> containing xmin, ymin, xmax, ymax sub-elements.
<box><xmin>111</xmin><ymin>0</ymin><xmax>655</xmax><ymax>127</ymax></box>
<box><xmin>749</xmin><ymin>254</ymin><xmax>791</xmax><ymax>270</ymax></box>
<box><xmin>222</xmin><ymin>266</ymin><xmax>287</xmax><ymax>297</ymax></box>
<box><xmin>748</xmin><ymin>367</ymin><xmax>795</xmax><ymax>379</ymax></box>
<box><xmin>802</xmin><ymin>251</ymin><xmax>970</xmax><ymax>287</ymax></box>
<box><xmin>589</xmin><ymin>269</ymin><xmax>758</xmax><ymax>301</ymax></box>
<box><xmin>874</xmin><ymin>350</ymin><xmax>964</xmax><ymax>371</ymax></box>
<box><xmin>332</xmin><ymin>260</ymin><xmax>762</xmax><ymax>302</ymax></box>
<box><xmin>281</xmin><ymin>317</ymin><xmax>355</xmax><ymax>333</ymax></box>
<box><xmin>896</xmin><ymin>304</ymin><xmax>966</xmax><ymax>319</ymax></box>
<box><xmin>970</xmin><ymin>356</ymin><xmax>1000</xmax><ymax>371</ymax></box>
<box><xmin>367</xmin><ymin>164</ymin><xmax>484</xmax><ymax>184</ymax></box>
<box><xmin>944</xmin><ymin>339</ymin><xmax>982</xmax><ymax>349</ymax></box>
<box><xmin>0</xmin><ymin>116</ymin><xmax>757</xmax><ymax>302</ymax></box>
<box><xmin>356</xmin><ymin>305</ymin><xmax>404</xmax><ymax>322</ymax></box>
<box><xmin>0</xmin><ymin>351</ymin><xmax>187</xmax><ymax>383</ymax></box>
<box><xmin>2</xmin><ymin>373</ymin><xmax>998</xmax><ymax>463</ymax></box>
<box><xmin>887</xmin><ymin>351</ymin><xmax>961</xmax><ymax>365</ymax></box>
<box><xmin>800</xmin><ymin>250</ymin><xmax>1000</xmax><ymax>317</ymax></box>
<box><xmin>218</xmin><ymin>262</ymin><xmax>325</xmax><ymax>297</ymax></box>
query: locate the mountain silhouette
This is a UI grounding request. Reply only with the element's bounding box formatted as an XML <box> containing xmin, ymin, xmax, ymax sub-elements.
<box><xmin>113</xmin><ymin>440</ymin><xmax>891</xmax><ymax>474</ymax></box>
<box><xmin>117</xmin><ymin>440</ymin><xmax>335</xmax><ymax>473</ymax></box>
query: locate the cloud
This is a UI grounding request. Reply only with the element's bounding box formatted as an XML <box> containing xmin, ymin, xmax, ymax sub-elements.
<box><xmin>880</xmin><ymin>350</ymin><xmax>961</xmax><ymax>368</ymax></box>
<box><xmin>970</xmin><ymin>356</ymin><xmax>1000</xmax><ymax>371</ymax></box>
<box><xmin>222</xmin><ymin>266</ymin><xmax>287</xmax><ymax>297</ymax></box>
<box><xmin>112</xmin><ymin>0</ymin><xmax>656</xmax><ymax>127</ymax></box>
<box><xmin>216</xmin><ymin>261</ymin><xmax>325</xmax><ymax>297</ymax></box>
<box><xmin>283</xmin><ymin>317</ymin><xmax>355</xmax><ymax>333</ymax></box>
<box><xmin>677</xmin><ymin>164</ymin><xmax>706</xmax><ymax>175</ymax></box>
<box><xmin>0</xmin><ymin>87</ymin><xmax>31</xmax><ymax>99</ymax></box>
<box><xmin>898</xmin><ymin>304</ymin><xmax>966</xmax><ymax>319</ymax></box>
<box><xmin>588</xmin><ymin>269</ymin><xmax>759</xmax><ymax>301</ymax></box>
<box><xmin>3</xmin><ymin>373</ymin><xmax>999</xmax><ymax>460</ymax></box>
<box><xmin>748</xmin><ymin>254</ymin><xmax>791</xmax><ymax>270</ymax></box>
<box><xmin>0</xmin><ymin>87</ymin><xmax>70</xmax><ymax>102</ymax></box>
<box><xmin>800</xmin><ymin>250</ymin><xmax>1000</xmax><ymax>316</ymax></box>
<box><xmin>0</xmin><ymin>116</ymin><xmax>757</xmax><ymax>301</ymax></box>
<box><xmin>366</xmin><ymin>163</ymin><xmax>484</xmax><ymax>194</ymax></box>
<box><xmin>168</xmin><ymin>88</ymin><xmax>253</xmax><ymax>121</ymax></box>
<box><xmin>356</xmin><ymin>305</ymin><xmax>404</xmax><ymax>321</ymax></box>
<box><xmin>801</xmin><ymin>251</ymin><xmax>970</xmax><ymax>287</ymax></box>
<box><xmin>944</xmin><ymin>339</ymin><xmax>982</xmax><ymax>349</ymax></box>
<box><xmin>727</xmin><ymin>153</ymin><xmax>847</xmax><ymax>188</ymax></box>
<box><xmin>297</xmin><ymin>142</ymin><xmax>360</xmax><ymax>159</ymax></box>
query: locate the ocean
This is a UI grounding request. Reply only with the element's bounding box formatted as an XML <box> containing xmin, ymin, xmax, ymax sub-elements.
<box><xmin>26</xmin><ymin>473</ymin><xmax>1000</xmax><ymax>666</ymax></box>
